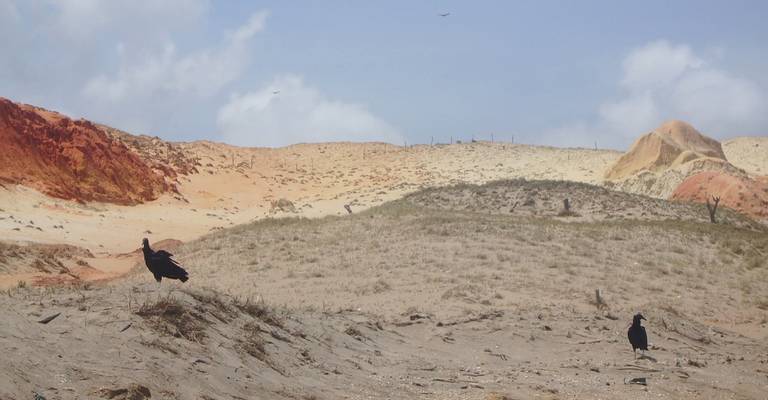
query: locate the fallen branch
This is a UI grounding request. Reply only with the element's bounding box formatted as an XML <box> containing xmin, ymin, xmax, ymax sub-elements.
<box><xmin>38</xmin><ymin>312</ymin><xmax>61</xmax><ymax>324</ymax></box>
<box><xmin>437</xmin><ymin>310</ymin><xmax>503</xmax><ymax>327</ymax></box>
<box><xmin>618</xmin><ymin>364</ymin><xmax>661</xmax><ymax>373</ymax></box>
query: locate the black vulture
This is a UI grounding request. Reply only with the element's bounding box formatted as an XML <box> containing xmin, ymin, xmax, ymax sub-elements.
<box><xmin>627</xmin><ymin>313</ymin><xmax>648</xmax><ymax>358</ymax></box>
<box><xmin>141</xmin><ymin>238</ymin><xmax>189</xmax><ymax>283</ymax></box>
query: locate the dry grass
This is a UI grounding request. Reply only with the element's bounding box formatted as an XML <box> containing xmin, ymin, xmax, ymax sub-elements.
<box><xmin>136</xmin><ymin>294</ymin><xmax>207</xmax><ymax>342</ymax></box>
<box><xmin>173</xmin><ymin>180</ymin><xmax>768</xmax><ymax>323</ymax></box>
<box><xmin>238</xmin><ymin>321</ymin><xmax>268</xmax><ymax>360</ymax></box>
<box><xmin>234</xmin><ymin>297</ymin><xmax>284</xmax><ymax>328</ymax></box>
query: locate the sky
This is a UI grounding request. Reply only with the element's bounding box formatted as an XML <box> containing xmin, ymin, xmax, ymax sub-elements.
<box><xmin>1</xmin><ymin>1</ymin><xmax>767</xmax><ymax>150</ymax></box>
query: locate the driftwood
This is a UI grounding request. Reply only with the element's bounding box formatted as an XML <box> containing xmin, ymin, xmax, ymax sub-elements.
<box><xmin>619</xmin><ymin>364</ymin><xmax>661</xmax><ymax>372</ymax></box>
<box><xmin>38</xmin><ymin>312</ymin><xmax>61</xmax><ymax>324</ymax></box>
<box><xmin>624</xmin><ymin>377</ymin><xmax>648</xmax><ymax>385</ymax></box>
<box><xmin>436</xmin><ymin>310</ymin><xmax>503</xmax><ymax>327</ymax></box>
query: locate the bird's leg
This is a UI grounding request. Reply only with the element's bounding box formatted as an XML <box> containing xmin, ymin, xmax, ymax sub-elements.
<box><xmin>633</xmin><ymin>349</ymin><xmax>637</xmax><ymax>359</ymax></box>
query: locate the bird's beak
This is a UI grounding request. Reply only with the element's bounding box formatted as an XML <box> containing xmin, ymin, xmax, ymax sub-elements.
<box><xmin>640</xmin><ymin>315</ymin><xmax>646</xmax><ymax>320</ymax></box>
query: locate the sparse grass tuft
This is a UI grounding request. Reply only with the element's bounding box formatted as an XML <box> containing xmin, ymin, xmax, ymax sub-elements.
<box><xmin>344</xmin><ymin>325</ymin><xmax>364</xmax><ymax>341</ymax></box>
<box><xmin>743</xmin><ymin>252</ymin><xmax>765</xmax><ymax>271</ymax></box>
<box><xmin>136</xmin><ymin>295</ymin><xmax>207</xmax><ymax>342</ymax></box>
<box><xmin>557</xmin><ymin>209</ymin><xmax>580</xmax><ymax>217</ymax></box>
<box><xmin>239</xmin><ymin>322</ymin><xmax>268</xmax><ymax>360</ymax></box>
<box><xmin>234</xmin><ymin>297</ymin><xmax>283</xmax><ymax>328</ymax></box>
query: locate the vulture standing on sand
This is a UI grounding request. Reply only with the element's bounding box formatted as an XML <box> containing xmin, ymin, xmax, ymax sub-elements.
<box><xmin>627</xmin><ymin>313</ymin><xmax>648</xmax><ymax>358</ymax></box>
<box><xmin>142</xmin><ymin>238</ymin><xmax>189</xmax><ymax>283</ymax></box>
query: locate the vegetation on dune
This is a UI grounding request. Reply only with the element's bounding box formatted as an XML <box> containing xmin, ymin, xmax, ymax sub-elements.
<box><xmin>174</xmin><ymin>180</ymin><xmax>768</xmax><ymax>321</ymax></box>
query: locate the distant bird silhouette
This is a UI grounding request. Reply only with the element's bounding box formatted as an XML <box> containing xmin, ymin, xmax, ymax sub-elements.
<box><xmin>273</xmin><ymin>90</ymin><xmax>280</xmax><ymax>95</ymax></box>
<box><xmin>142</xmin><ymin>238</ymin><xmax>188</xmax><ymax>284</ymax></box>
<box><xmin>627</xmin><ymin>313</ymin><xmax>648</xmax><ymax>358</ymax></box>
<box><xmin>438</xmin><ymin>12</ymin><xmax>450</xmax><ymax>17</ymax></box>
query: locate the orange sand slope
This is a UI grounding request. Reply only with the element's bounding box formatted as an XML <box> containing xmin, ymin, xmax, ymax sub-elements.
<box><xmin>671</xmin><ymin>172</ymin><xmax>768</xmax><ymax>220</ymax></box>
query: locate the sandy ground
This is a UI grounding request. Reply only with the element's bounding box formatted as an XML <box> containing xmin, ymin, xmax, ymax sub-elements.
<box><xmin>1</xmin><ymin>137</ymin><xmax>767</xmax><ymax>398</ymax></box>
<box><xmin>1</xmin><ymin>136</ymin><xmax>765</xmax><ymax>290</ymax></box>
<box><xmin>2</xmin><ymin>142</ymin><xmax>619</xmax><ymax>252</ymax></box>
<box><xmin>1</xmin><ymin>180</ymin><xmax>767</xmax><ymax>399</ymax></box>
<box><xmin>0</xmin><ymin>141</ymin><xmax>618</xmax><ymax>286</ymax></box>
<box><xmin>723</xmin><ymin>136</ymin><xmax>768</xmax><ymax>176</ymax></box>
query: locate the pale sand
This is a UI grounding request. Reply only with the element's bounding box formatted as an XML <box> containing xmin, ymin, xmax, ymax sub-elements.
<box><xmin>723</xmin><ymin>136</ymin><xmax>768</xmax><ymax>176</ymax></box>
<box><xmin>0</xmin><ymin>141</ymin><xmax>618</xmax><ymax>284</ymax></box>
<box><xmin>1</xmin><ymin>180</ymin><xmax>766</xmax><ymax>399</ymax></box>
<box><xmin>2</xmin><ymin>142</ymin><xmax>768</xmax><ymax>399</ymax></box>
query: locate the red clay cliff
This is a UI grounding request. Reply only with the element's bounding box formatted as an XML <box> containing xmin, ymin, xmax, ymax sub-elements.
<box><xmin>0</xmin><ymin>97</ymin><xmax>170</xmax><ymax>205</ymax></box>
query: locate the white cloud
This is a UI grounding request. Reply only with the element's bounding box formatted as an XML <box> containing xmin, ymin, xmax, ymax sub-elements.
<box><xmin>547</xmin><ymin>40</ymin><xmax>767</xmax><ymax>149</ymax></box>
<box><xmin>597</xmin><ymin>90</ymin><xmax>659</xmax><ymax>137</ymax></box>
<box><xmin>620</xmin><ymin>41</ymin><xmax>702</xmax><ymax>91</ymax></box>
<box><xmin>669</xmin><ymin>69</ymin><xmax>764</xmax><ymax>132</ymax></box>
<box><xmin>217</xmin><ymin>75</ymin><xmax>402</xmax><ymax>147</ymax></box>
<box><xmin>83</xmin><ymin>10</ymin><xmax>267</xmax><ymax>101</ymax></box>
<box><xmin>50</xmin><ymin>0</ymin><xmax>210</xmax><ymax>39</ymax></box>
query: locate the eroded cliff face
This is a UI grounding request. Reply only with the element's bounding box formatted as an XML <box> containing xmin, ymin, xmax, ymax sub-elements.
<box><xmin>0</xmin><ymin>97</ymin><xmax>171</xmax><ymax>205</ymax></box>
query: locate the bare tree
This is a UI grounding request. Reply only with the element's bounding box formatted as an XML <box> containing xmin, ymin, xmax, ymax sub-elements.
<box><xmin>706</xmin><ymin>195</ymin><xmax>721</xmax><ymax>223</ymax></box>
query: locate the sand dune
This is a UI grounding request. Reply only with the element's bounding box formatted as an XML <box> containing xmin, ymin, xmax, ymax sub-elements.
<box><xmin>2</xmin><ymin>181</ymin><xmax>766</xmax><ymax>399</ymax></box>
<box><xmin>2</xmin><ymin>98</ymin><xmax>768</xmax><ymax>398</ymax></box>
<box><xmin>0</xmin><ymin>140</ymin><xmax>619</xmax><ymax>256</ymax></box>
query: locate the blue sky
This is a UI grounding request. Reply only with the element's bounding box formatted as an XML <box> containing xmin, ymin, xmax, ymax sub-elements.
<box><xmin>1</xmin><ymin>1</ymin><xmax>766</xmax><ymax>149</ymax></box>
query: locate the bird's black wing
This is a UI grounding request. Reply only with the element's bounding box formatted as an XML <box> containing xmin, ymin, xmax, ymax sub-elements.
<box><xmin>149</xmin><ymin>250</ymin><xmax>189</xmax><ymax>282</ymax></box>
<box><xmin>639</xmin><ymin>326</ymin><xmax>648</xmax><ymax>350</ymax></box>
